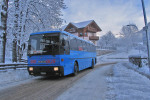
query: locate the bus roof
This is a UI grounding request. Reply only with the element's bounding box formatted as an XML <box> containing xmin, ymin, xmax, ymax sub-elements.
<box><xmin>30</xmin><ymin>31</ymin><xmax>95</xmax><ymax>45</ymax></box>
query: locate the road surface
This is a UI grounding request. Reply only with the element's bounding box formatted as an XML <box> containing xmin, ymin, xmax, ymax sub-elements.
<box><xmin>0</xmin><ymin>62</ymin><xmax>115</xmax><ymax>100</ymax></box>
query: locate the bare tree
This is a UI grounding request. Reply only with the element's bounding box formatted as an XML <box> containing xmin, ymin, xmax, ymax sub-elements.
<box><xmin>0</xmin><ymin>0</ymin><xmax>8</xmax><ymax>63</ymax></box>
<box><xmin>120</xmin><ymin>24</ymin><xmax>139</xmax><ymax>50</ymax></box>
<box><xmin>98</xmin><ymin>31</ymin><xmax>116</xmax><ymax>48</ymax></box>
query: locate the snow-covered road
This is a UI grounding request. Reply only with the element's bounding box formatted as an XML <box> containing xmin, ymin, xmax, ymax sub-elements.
<box><xmin>56</xmin><ymin>64</ymin><xmax>113</xmax><ymax>100</ymax></box>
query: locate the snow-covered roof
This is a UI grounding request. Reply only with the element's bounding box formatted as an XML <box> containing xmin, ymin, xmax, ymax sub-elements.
<box><xmin>61</xmin><ymin>25</ymin><xmax>67</xmax><ymax>30</ymax></box>
<box><xmin>63</xmin><ymin>20</ymin><xmax>102</xmax><ymax>32</ymax></box>
<box><xmin>71</xmin><ymin>20</ymin><xmax>94</xmax><ymax>28</ymax></box>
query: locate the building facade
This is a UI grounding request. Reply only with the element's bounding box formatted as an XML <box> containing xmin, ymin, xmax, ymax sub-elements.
<box><xmin>63</xmin><ymin>20</ymin><xmax>102</xmax><ymax>45</ymax></box>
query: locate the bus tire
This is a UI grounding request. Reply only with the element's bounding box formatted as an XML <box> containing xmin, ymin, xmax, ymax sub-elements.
<box><xmin>95</xmin><ymin>58</ymin><xmax>97</xmax><ymax>64</ymax></box>
<box><xmin>73</xmin><ymin>62</ymin><xmax>78</xmax><ymax>76</ymax></box>
<box><xmin>90</xmin><ymin>59</ymin><xmax>94</xmax><ymax>69</ymax></box>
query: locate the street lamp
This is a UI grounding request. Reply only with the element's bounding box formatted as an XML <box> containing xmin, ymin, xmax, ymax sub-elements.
<box><xmin>141</xmin><ymin>0</ymin><xmax>150</xmax><ymax>71</ymax></box>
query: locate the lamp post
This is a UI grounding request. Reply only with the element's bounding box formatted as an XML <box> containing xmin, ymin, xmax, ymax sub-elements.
<box><xmin>141</xmin><ymin>0</ymin><xmax>150</xmax><ymax>70</ymax></box>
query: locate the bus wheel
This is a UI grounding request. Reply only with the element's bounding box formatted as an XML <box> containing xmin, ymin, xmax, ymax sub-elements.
<box><xmin>90</xmin><ymin>60</ymin><xmax>94</xmax><ymax>69</ymax></box>
<box><xmin>73</xmin><ymin>62</ymin><xmax>78</xmax><ymax>76</ymax></box>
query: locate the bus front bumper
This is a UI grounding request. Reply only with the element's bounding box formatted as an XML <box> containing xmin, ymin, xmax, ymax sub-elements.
<box><xmin>27</xmin><ymin>66</ymin><xmax>64</xmax><ymax>76</ymax></box>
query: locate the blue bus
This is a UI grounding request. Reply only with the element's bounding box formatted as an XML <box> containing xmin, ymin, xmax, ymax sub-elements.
<box><xmin>27</xmin><ymin>31</ymin><xmax>96</xmax><ymax>76</ymax></box>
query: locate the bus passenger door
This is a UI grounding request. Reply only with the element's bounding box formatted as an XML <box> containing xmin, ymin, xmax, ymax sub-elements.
<box><xmin>61</xmin><ymin>34</ymin><xmax>72</xmax><ymax>75</ymax></box>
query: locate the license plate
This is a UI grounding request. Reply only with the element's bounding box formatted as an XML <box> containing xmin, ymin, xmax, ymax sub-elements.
<box><xmin>41</xmin><ymin>72</ymin><xmax>46</xmax><ymax>75</ymax></box>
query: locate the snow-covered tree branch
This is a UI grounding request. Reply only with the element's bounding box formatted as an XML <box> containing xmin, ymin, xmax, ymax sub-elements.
<box><xmin>5</xmin><ymin>0</ymin><xmax>66</xmax><ymax>62</ymax></box>
<box><xmin>118</xmin><ymin>24</ymin><xmax>140</xmax><ymax>51</ymax></box>
<box><xmin>98</xmin><ymin>31</ymin><xmax>116</xmax><ymax>49</ymax></box>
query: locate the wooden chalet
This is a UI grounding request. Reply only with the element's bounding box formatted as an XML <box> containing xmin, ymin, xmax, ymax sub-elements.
<box><xmin>63</xmin><ymin>20</ymin><xmax>102</xmax><ymax>45</ymax></box>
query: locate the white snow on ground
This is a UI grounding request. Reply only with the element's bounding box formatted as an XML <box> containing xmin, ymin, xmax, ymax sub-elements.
<box><xmin>106</xmin><ymin>63</ymin><xmax>150</xmax><ymax>100</ymax></box>
<box><xmin>97</xmin><ymin>49</ymin><xmax>149</xmax><ymax>75</ymax></box>
<box><xmin>97</xmin><ymin>49</ymin><xmax>142</xmax><ymax>64</ymax></box>
<box><xmin>128</xmin><ymin>62</ymin><xmax>150</xmax><ymax>76</ymax></box>
<box><xmin>99</xmin><ymin>49</ymin><xmax>146</xmax><ymax>59</ymax></box>
<box><xmin>123</xmin><ymin>49</ymin><xmax>150</xmax><ymax>76</ymax></box>
<box><xmin>0</xmin><ymin>69</ymin><xmax>33</xmax><ymax>90</ymax></box>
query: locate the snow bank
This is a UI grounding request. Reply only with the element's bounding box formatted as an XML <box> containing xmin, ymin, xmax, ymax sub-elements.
<box><xmin>128</xmin><ymin>62</ymin><xmax>150</xmax><ymax>76</ymax></box>
<box><xmin>0</xmin><ymin>69</ymin><xmax>33</xmax><ymax>90</ymax></box>
<box><xmin>96</xmin><ymin>51</ymin><xmax>129</xmax><ymax>64</ymax></box>
<box><xmin>106</xmin><ymin>63</ymin><xmax>150</xmax><ymax>100</ymax></box>
<box><xmin>97</xmin><ymin>49</ymin><xmax>149</xmax><ymax>76</ymax></box>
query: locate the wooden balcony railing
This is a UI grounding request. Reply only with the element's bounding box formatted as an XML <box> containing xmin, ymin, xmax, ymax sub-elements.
<box><xmin>89</xmin><ymin>36</ymin><xmax>99</xmax><ymax>40</ymax></box>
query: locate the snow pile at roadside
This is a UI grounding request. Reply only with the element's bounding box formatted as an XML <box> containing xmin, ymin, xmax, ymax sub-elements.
<box><xmin>0</xmin><ymin>69</ymin><xmax>33</xmax><ymax>89</ymax></box>
<box><xmin>126</xmin><ymin>49</ymin><xmax>150</xmax><ymax>76</ymax></box>
<box><xmin>106</xmin><ymin>63</ymin><xmax>150</xmax><ymax>100</ymax></box>
<box><xmin>97</xmin><ymin>49</ymin><xmax>149</xmax><ymax>76</ymax></box>
<box><xmin>128</xmin><ymin>62</ymin><xmax>150</xmax><ymax>76</ymax></box>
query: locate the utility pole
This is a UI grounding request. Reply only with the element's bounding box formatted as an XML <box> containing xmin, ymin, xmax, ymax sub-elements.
<box><xmin>0</xmin><ymin>0</ymin><xmax>2</xmax><ymax>63</ymax></box>
<box><xmin>141</xmin><ymin>0</ymin><xmax>150</xmax><ymax>70</ymax></box>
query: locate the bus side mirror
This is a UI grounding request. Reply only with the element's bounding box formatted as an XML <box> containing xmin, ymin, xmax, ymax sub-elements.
<box><xmin>62</xmin><ymin>40</ymin><xmax>66</xmax><ymax>46</ymax></box>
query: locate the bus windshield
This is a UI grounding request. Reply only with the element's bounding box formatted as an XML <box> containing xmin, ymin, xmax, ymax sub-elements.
<box><xmin>28</xmin><ymin>33</ymin><xmax>60</xmax><ymax>56</ymax></box>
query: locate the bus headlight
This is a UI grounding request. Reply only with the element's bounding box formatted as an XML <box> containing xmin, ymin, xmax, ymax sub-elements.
<box><xmin>54</xmin><ymin>67</ymin><xmax>59</xmax><ymax>71</ymax></box>
<box><xmin>29</xmin><ymin>67</ymin><xmax>33</xmax><ymax>71</ymax></box>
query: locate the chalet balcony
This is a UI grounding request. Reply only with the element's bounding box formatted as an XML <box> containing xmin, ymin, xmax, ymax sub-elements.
<box><xmin>87</xmin><ymin>27</ymin><xmax>98</xmax><ymax>33</ymax></box>
<box><xmin>89</xmin><ymin>36</ymin><xmax>99</xmax><ymax>40</ymax></box>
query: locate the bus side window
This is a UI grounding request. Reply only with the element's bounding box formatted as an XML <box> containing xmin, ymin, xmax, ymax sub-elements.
<box><xmin>82</xmin><ymin>42</ymin><xmax>86</xmax><ymax>51</ymax></box>
<box><xmin>89</xmin><ymin>44</ymin><xmax>92</xmax><ymax>52</ymax></box>
<box><xmin>65</xmin><ymin>41</ymin><xmax>70</xmax><ymax>54</ymax></box>
<box><xmin>61</xmin><ymin>34</ymin><xmax>70</xmax><ymax>55</ymax></box>
<box><xmin>92</xmin><ymin>45</ymin><xmax>95</xmax><ymax>52</ymax></box>
<box><xmin>85</xmin><ymin>42</ymin><xmax>88</xmax><ymax>52</ymax></box>
<box><xmin>87</xmin><ymin>43</ymin><xmax>89</xmax><ymax>52</ymax></box>
<box><xmin>78</xmin><ymin>40</ymin><xmax>83</xmax><ymax>51</ymax></box>
<box><xmin>94</xmin><ymin>46</ymin><xmax>96</xmax><ymax>52</ymax></box>
<box><xmin>70</xmin><ymin>37</ymin><xmax>78</xmax><ymax>50</ymax></box>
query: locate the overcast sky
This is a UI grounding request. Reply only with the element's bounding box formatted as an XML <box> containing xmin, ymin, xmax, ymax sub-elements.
<box><xmin>62</xmin><ymin>0</ymin><xmax>150</xmax><ymax>36</ymax></box>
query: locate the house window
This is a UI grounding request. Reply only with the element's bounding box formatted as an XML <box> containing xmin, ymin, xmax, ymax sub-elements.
<box><xmin>84</xmin><ymin>33</ymin><xmax>87</xmax><ymax>36</ymax></box>
<box><xmin>69</xmin><ymin>28</ymin><xmax>76</xmax><ymax>32</ymax></box>
<box><xmin>79</xmin><ymin>33</ymin><xmax>83</xmax><ymax>36</ymax></box>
